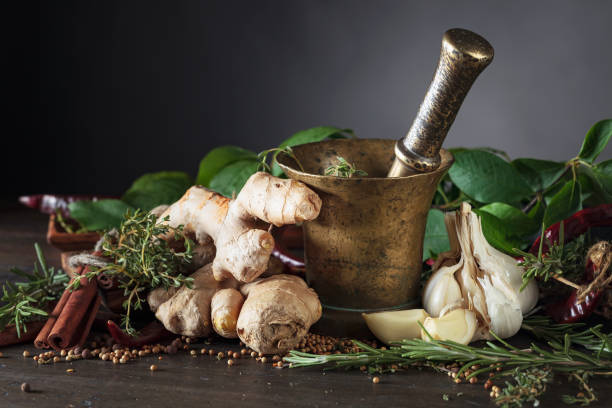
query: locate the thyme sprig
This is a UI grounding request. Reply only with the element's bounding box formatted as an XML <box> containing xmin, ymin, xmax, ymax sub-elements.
<box><xmin>495</xmin><ymin>367</ymin><xmax>551</xmax><ymax>408</ymax></box>
<box><xmin>0</xmin><ymin>243</ymin><xmax>69</xmax><ymax>337</ymax></box>
<box><xmin>325</xmin><ymin>156</ymin><xmax>368</xmax><ymax>178</ymax></box>
<box><xmin>515</xmin><ymin>223</ymin><xmax>587</xmax><ymax>292</ymax></box>
<box><xmin>68</xmin><ymin>210</ymin><xmax>194</xmax><ymax>336</ymax></box>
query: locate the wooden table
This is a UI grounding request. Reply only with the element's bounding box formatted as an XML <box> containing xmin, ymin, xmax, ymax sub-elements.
<box><xmin>1</xmin><ymin>206</ymin><xmax>610</xmax><ymax>408</ymax></box>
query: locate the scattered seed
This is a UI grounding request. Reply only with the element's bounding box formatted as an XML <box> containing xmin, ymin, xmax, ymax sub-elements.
<box><xmin>200</xmin><ymin>348</ymin><xmax>207</xmax><ymax>355</ymax></box>
<box><xmin>233</xmin><ymin>352</ymin><xmax>239</xmax><ymax>359</ymax></box>
<box><xmin>158</xmin><ymin>356</ymin><xmax>163</xmax><ymax>360</ymax></box>
<box><xmin>227</xmin><ymin>359</ymin><xmax>235</xmax><ymax>366</ymax></box>
<box><xmin>66</xmin><ymin>369</ymin><xmax>75</xmax><ymax>373</ymax></box>
<box><xmin>190</xmin><ymin>350</ymin><xmax>197</xmax><ymax>356</ymax></box>
<box><xmin>20</xmin><ymin>383</ymin><xmax>31</xmax><ymax>393</ymax></box>
<box><xmin>53</xmin><ymin>356</ymin><xmax>60</xmax><ymax>363</ymax></box>
<box><xmin>22</xmin><ymin>350</ymin><xmax>30</xmax><ymax>358</ymax></box>
<box><xmin>372</xmin><ymin>376</ymin><xmax>380</xmax><ymax>384</ymax></box>
<box><xmin>150</xmin><ymin>365</ymin><xmax>158</xmax><ymax>371</ymax></box>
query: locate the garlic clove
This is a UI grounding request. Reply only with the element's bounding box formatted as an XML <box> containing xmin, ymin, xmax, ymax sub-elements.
<box><xmin>477</xmin><ymin>275</ymin><xmax>522</xmax><ymax>339</ymax></box>
<box><xmin>362</xmin><ymin>309</ymin><xmax>429</xmax><ymax>344</ymax></box>
<box><xmin>422</xmin><ymin>260</ymin><xmax>464</xmax><ymax>317</ymax></box>
<box><xmin>421</xmin><ymin>308</ymin><xmax>477</xmax><ymax>345</ymax></box>
<box><xmin>469</xmin><ymin>213</ymin><xmax>539</xmax><ymax>314</ymax></box>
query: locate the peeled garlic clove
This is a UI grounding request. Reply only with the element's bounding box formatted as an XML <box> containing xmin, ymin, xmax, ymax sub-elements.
<box><xmin>362</xmin><ymin>309</ymin><xmax>429</xmax><ymax>344</ymax></box>
<box><xmin>422</xmin><ymin>261</ymin><xmax>464</xmax><ymax>317</ymax></box>
<box><xmin>421</xmin><ymin>308</ymin><xmax>478</xmax><ymax>345</ymax></box>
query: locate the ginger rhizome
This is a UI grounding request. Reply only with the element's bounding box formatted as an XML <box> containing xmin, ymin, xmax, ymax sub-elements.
<box><xmin>159</xmin><ymin>172</ymin><xmax>322</xmax><ymax>283</ymax></box>
<box><xmin>237</xmin><ymin>275</ymin><xmax>322</xmax><ymax>354</ymax></box>
<box><xmin>150</xmin><ymin>172</ymin><xmax>323</xmax><ymax>353</ymax></box>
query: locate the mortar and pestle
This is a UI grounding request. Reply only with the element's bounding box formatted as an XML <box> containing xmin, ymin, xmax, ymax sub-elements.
<box><xmin>277</xmin><ymin>28</ymin><xmax>494</xmax><ymax>337</ymax></box>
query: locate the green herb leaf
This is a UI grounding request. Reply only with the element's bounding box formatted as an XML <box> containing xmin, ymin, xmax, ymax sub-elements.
<box><xmin>122</xmin><ymin>171</ymin><xmax>192</xmax><ymax>211</ymax></box>
<box><xmin>448</xmin><ymin>150</ymin><xmax>533</xmax><ymax>205</ymax></box>
<box><xmin>422</xmin><ymin>209</ymin><xmax>450</xmax><ymax>261</ymax></box>
<box><xmin>474</xmin><ymin>209</ymin><xmax>527</xmax><ymax>253</ymax></box>
<box><xmin>272</xmin><ymin>126</ymin><xmax>354</xmax><ymax>176</ymax></box>
<box><xmin>209</xmin><ymin>159</ymin><xmax>260</xmax><ymax>197</ymax></box>
<box><xmin>479</xmin><ymin>202</ymin><xmax>539</xmax><ymax>238</ymax></box>
<box><xmin>543</xmin><ymin>180</ymin><xmax>582</xmax><ymax>228</ymax></box>
<box><xmin>196</xmin><ymin>146</ymin><xmax>258</xmax><ymax>187</ymax></box>
<box><xmin>593</xmin><ymin>159</ymin><xmax>612</xmax><ymax>200</ymax></box>
<box><xmin>512</xmin><ymin>158</ymin><xmax>567</xmax><ymax>193</ymax></box>
<box><xmin>279</xmin><ymin>126</ymin><xmax>354</xmax><ymax>148</ymax></box>
<box><xmin>69</xmin><ymin>199</ymin><xmax>134</xmax><ymax>231</ymax></box>
<box><xmin>577</xmin><ymin>119</ymin><xmax>612</xmax><ymax>163</ymax></box>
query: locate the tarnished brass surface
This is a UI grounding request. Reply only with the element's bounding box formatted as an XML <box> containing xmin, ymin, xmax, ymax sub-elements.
<box><xmin>277</xmin><ymin>139</ymin><xmax>453</xmax><ymax>335</ymax></box>
<box><xmin>388</xmin><ymin>28</ymin><xmax>493</xmax><ymax>176</ymax></box>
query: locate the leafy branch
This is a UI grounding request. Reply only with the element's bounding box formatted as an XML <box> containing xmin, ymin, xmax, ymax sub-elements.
<box><xmin>0</xmin><ymin>243</ymin><xmax>69</xmax><ymax>337</ymax></box>
<box><xmin>68</xmin><ymin>210</ymin><xmax>194</xmax><ymax>336</ymax></box>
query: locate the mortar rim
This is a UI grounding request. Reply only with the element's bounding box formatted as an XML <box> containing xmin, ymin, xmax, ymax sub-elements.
<box><xmin>275</xmin><ymin>138</ymin><xmax>454</xmax><ymax>181</ymax></box>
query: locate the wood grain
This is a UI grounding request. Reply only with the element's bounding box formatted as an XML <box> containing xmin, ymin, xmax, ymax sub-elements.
<box><xmin>0</xmin><ymin>206</ymin><xmax>610</xmax><ymax>407</ymax></box>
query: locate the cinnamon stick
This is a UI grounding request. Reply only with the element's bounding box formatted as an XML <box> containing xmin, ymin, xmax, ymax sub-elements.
<box><xmin>34</xmin><ymin>265</ymin><xmax>101</xmax><ymax>350</ymax></box>
<box><xmin>0</xmin><ymin>320</ymin><xmax>46</xmax><ymax>347</ymax></box>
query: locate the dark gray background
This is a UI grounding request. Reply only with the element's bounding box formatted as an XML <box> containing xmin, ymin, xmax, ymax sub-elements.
<box><xmin>6</xmin><ymin>0</ymin><xmax>612</xmax><ymax>199</ymax></box>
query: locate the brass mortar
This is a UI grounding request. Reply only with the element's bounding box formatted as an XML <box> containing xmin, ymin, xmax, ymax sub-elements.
<box><xmin>277</xmin><ymin>139</ymin><xmax>453</xmax><ymax>336</ymax></box>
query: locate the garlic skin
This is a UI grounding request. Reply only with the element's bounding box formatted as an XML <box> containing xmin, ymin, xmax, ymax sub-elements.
<box><xmin>422</xmin><ymin>203</ymin><xmax>538</xmax><ymax>343</ymax></box>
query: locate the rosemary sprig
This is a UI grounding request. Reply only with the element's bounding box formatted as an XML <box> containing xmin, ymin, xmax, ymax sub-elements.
<box><xmin>521</xmin><ymin>316</ymin><xmax>611</xmax><ymax>358</ymax></box>
<box><xmin>0</xmin><ymin>243</ymin><xmax>69</xmax><ymax>337</ymax></box>
<box><xmin>286</xmin><ymin>332</ymin><xmax>612</xmax><ymax>375</ymax></box>
<box><xmin>515</xmin><ymin>223</ymin><xmax>587</xmax><ymax>292</ymax></box>
<box><xmin>68</xmin><ymin>210</ymin><xmax>194</xmax><ymax>336</ymax></box>
<box><xmin>285</xmin><ymin>325</ymin><xmax>612</xmax><ymax>407</ymax></box>
<box><xmin>325</xmin><ymin>156</ymin><xmax>368</xmax><ymax>178</ymax></box>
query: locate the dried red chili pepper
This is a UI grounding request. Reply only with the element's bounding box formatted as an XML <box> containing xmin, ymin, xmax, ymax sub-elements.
<box><xmin>19</xmin><ymin>194</ymin><xmax>116</xmax><ymax>216</ymax></box>
<box><xmin>106</xmin><ymin>320</ymin><xmax>174</xmax><ymax>347</ymax></box>
<box><xmin>531</xmin><ymin>204</ymin><xmax>612</xmax><ymax>323</ymax></box>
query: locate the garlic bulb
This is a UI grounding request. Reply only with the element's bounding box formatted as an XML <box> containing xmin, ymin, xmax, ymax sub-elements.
<box><xmin>422</xmin><ymin>203</ymin><xmax>538</xmax><ymax>343</ymax></box>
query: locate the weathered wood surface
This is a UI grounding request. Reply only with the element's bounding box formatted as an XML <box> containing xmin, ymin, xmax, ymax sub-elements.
<box><xmin>1</xmin><ymin>206</ymin><xmax>610</xmax><ymax>408</ymax></box>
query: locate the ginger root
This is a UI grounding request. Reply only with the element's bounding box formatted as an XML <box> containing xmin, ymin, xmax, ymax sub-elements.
<box><xmin>159</xmin><ymin>172</ymin><xmax>321</xmax><ymax>283</ymax></box>
<box><xmin>150</xmin><ymin>264</ymin><xmax>238</xmax><ymax>337</ymax></box>
<box><xmin>211</xmin><ymin>288</ymin><xmax>245</xmax><ymax>338</ymax></box>
<box><xmin>237</xmin><ymin>275</ymin><xmax>322</xmax><ymax>354</ymax></box>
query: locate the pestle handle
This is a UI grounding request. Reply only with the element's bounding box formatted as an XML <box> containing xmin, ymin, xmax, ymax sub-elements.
<box><xmin>388</xmin><ymin>28</ymin><xmax>494</xmax><ymax>177</ymax></box>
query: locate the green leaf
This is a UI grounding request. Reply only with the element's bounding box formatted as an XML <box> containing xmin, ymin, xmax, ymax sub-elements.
<box><xmin>122</xmin><ymin>171</ymin><xmax>193</xmax><ymax>211</ymax></box>
<box><xmin>594</xmin><ymin>159</ymin><xmax>612</xmax><ymax>198</ymax></box>
<box><xmin>209</xmin><ymin>159</ymin><xmax>260</xmax><ymax>197</ymax></box>
<box><xmin>512</xmin><ymin>158</ymin><xmax>567</xmax><ymax>193</ymax></box>
<box><xmin>272</xmin><ymin>126</ymin><xmax>354</xmax><ymax>176</ymax></box>
<box><xmin>478</xmin><ymin>202</ymin><xmax>539</xmax><ymax>237</ymax></box>
<box><xmin>69</xmin><ymin>199</ymin><xmax>134</xmax><ymax>231</ymax></box>
<box><xmin>577</xmin><ymin>119</ymin><xmax>612</xmax><ymax>163</ymax></box>
<box><xmin>448</xmin><ymin>150</ymin><xmax>533</xmax><ymax>204</ymax></box>
<box><xmin>527</xmin><ymin>198</ymin><xmax>545</xmax><ymax>226</ymax></box>
<box><xmin>196</xmin><ymin>146</ymin><xmax>257</xmax><ymax>187</ymax></box>
<box><xmin>423</xmin><ymin>209</ymin><xmax>450</xmax><ymax>260</ymax></box>
<box><xmin>543</xmin><ymin>180</ymin><xmax>582</xmax><ymax>227</ymax></box>
<box><xmin>278</xmin><ymin>126</ymin><xmax>354</xmax><ymax>148</ymax></box>
<box><xmin>474</xmin><ymin>209</ymin><xmax>526</xmax><ymax>253</ymax></box>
